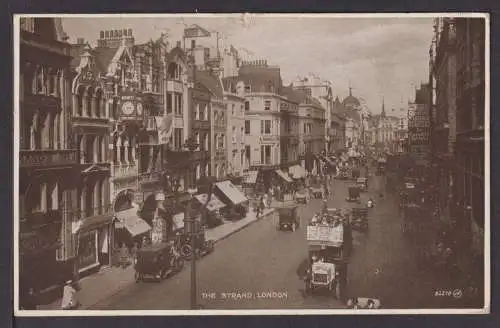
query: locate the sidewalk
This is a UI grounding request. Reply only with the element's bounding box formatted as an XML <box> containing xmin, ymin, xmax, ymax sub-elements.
<box><xmin>38</xmin><ymin>207</ymin><xmax>275</xmax><ymax>310</ymax></box>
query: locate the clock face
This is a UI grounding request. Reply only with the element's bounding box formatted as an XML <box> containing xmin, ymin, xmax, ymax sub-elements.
<box><xmin>136</xmin><ymin>103</ymin><xmax>143</xmax><ymax>115</ymax></box>
<box><xmin>122</xmin><ymin>101</ymin><xmax>134</xmax><ymax>115</ymax></box>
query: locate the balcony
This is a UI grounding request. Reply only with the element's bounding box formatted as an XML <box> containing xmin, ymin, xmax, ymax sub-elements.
<box><xmin>166</xmin><ymin>80</ymin><xmax>185</xmax><ymax>93</ymax></box>
<box><xmin>20</xmin><ymin>149</ymin><xmax>78</xmax><ymax>168</ymax></box>
<box><xmin>72</xmin><ymin>115</ymin><xmax>110</xmax><ymax>132</ymax></box>
<box><xmin>113</xmin><ymin>163</ymin><xmax>138</xmax><ymax>180</ymax></box>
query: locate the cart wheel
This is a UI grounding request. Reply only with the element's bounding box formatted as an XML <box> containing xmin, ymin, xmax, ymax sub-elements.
<box><xmin>134</xmin><ymin>272</ymin><xmax>141</xmax><ymax>283</ymax></box>
<box><xmin>291</xmin><ymin>222</ymin><xmax>296</xmax><ymax>232</ymax></box>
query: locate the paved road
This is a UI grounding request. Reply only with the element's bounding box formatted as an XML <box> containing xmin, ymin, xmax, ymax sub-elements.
<box><xmin>91</xmin><ymin>172</ymin><xmax>468</xmax><ymax>310</ymax></box>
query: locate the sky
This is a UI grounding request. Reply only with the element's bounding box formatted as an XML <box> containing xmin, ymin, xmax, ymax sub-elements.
<box><xmin>62</xmin><ymin>14</ymin><xmax>434</xmax><ymax>114</ymax></box>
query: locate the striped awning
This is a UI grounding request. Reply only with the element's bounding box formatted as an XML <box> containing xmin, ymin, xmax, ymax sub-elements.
<box><xmin>243</xmin><ymin>170</ymin><xmax>258</xmax><ymax>184</ymax></box>
<box><xmin>114</xmin><ymin>206</ymin><xmax>151</xmax><ymax>237</ymax></box>
<box><xmin>194</xmin><ymin>193</ymin><xmax>227</xmax><ymax>212</ymax></box>
<box><xmin>289</xmin><ymin>165</ymin><xmax>306</xmax><ymax>179</ymax></box>
<box><xmin>275</xmin><ymin>169</ymin><xmax>293</xmax><ymax>183</ymax></box>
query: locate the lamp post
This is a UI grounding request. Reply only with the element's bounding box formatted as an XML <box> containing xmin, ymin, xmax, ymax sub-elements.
<box><xmin>182</xmin><ymin>135</ymin><xmax>200</xmax><ymax>309</ymax></box>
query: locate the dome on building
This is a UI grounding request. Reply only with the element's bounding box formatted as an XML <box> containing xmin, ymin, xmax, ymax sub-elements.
<box><xmin>342</xmin><ymin>87</ymin><xmax>361</xmax><ymax>109</ymax></box>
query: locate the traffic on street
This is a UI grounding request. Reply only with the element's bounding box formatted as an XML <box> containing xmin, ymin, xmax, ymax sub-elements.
<box><xmin>90</xmin><ymin>164</ymin><xmax>471</xmax><ymax>310</ymax></box>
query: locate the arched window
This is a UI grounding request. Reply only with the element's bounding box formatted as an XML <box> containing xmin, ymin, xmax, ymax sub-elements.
<box><xmin>86</xmin><ymin>87</ymin><xmax>94</xmax><ymax>117</ymax></box>
<box><xmin>95</xmin><ymin>89</ymin><xmax>103</xmax><ymax>118</ymax></box>
<box><xmin>76</xmin><ymin>85</ymin><xmax>85</xmax><ymax>116</ymax></box>
<box><xmin>35</xmin><ymin>66</ymin><xmax>44</xmax><ymax>94</ymax></box>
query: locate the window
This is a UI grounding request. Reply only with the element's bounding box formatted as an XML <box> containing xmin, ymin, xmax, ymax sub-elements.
<box><xmin>245</xmin><ymin>120</ymin><xmax>250</xmax><ymax>134</ymax></box>
<box><xmin>244</xmin><ymin>101</ymin><xmax>250</xmax><ymax>111</ymax></box>
<box><xmin>204</xmin><ymin>133</ymin><xmax>209</xmax><ymax>150</ymax></box>
<box><xmin>204</xmin><ymin>104</ymin><xmax>209</xmax><ymax>120</ymax></box>
<box><xmin>174</xmin><ymin>93</ymin><xmax>183</xmax><ymax>116</ymax></box>
<box><xmin>166</xmin><ymin>93</ymin><xmax>172</xmax><ymax>114</ymax></box>
<box><xmin>191</xmin><ymin>40</ymin><xmax>196</xmax><ymax>49</ymax></box>
<box><xmin>219</xmin><ymin>134</ymin><xmax>225</xmax><ymax>149</ymax></box>
<box><xmin>245</xmin><ymin>145</ymin><xmax>250</xmax><ymax>164</ymax></box>
<box><xmin>264</xmin><ymin>120</ymin><xmax>271</xmax><ymax>134</ymax></box>
<box><xmin>232</xmin><ymin>104</ymin><xmax>235</xmax><ymax>116</ymax></box>
<box><xmin>195</xmin><ymin>104</ymin><xmax>200</xmax><ymax>120</ymax></box>
<box><xmin>199</xmin><ymin>104</ymin><xmax>205</xmax><ymax>121</ymax></box>
<box><xmin>264</xmin><ymin>100</ymin><xmax>271</xmax><ymax>111</ymax></box>
<box><xmin>261</xmin><ymin>145</ymin><xmax>271</xmax><ymax>165</ymax></box>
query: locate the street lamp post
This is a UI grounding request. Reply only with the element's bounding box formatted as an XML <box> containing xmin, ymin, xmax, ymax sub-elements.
<box><xmin>183</xmin><ymin>136</ymin><xmax>200</xmax><ymax>309</ymax></box>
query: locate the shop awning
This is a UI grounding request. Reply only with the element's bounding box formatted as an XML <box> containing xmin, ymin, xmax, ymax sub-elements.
<box><xmin>275</xmin><ymin>169</ymin><xmax>293</xmax><ymax>183</ymax></box>
<box><xmin>114</xmin><ymin>207</ymin><xmax>151</xmax><ymax>237</ymax></box>
<box><xmin>243</xmin><ymin>170</ymin><xmax>258</xmax><ymax>184</ymax></box>
<box><xmin>289</xmin><ymin>165</ymin><xmax>306</xmax><ymax>179</ymax></box>
<box><xmin>195</xmin><ymin>193</ymin><xmax>226</xmax><ymax>212</ymax></box>
<box><xmin>215</xmin><ymin>180</ymin><xmax>248</xmax><ymax>205</ymax></box>
<box><xmin>73</xmin><ymin>212</ymin><xmax>114</xmax><ymax>234</ymax></box>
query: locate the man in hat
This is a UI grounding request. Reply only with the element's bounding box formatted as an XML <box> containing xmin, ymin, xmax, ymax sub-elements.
<box><xmin>61</xmin><ymin>280</ymin><xmax>79</xmax><ymax>310</ymax></box>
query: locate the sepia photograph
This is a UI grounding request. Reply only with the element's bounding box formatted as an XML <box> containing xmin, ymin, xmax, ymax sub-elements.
<box><xmin>13</xmin><ymin>13</ymin><xmax>489</xmax><ymax>315</ymax></box>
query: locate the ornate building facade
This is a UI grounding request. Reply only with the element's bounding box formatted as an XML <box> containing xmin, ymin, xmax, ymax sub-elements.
<box><xmin>18</xmin><ymin>17</ymin><xmax>77</xmax><ymax>300</ymax></box>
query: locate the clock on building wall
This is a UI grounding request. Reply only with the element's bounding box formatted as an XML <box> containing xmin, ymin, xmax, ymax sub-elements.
<box><xmin>122</xmin><ymin>101</ymin><xmax>135</xmax><ymax>115</ymax></box>
<box><xmin>136</xmin><ymin>103</ymin><xmax>143</xmax><ymax>116</ymax></box>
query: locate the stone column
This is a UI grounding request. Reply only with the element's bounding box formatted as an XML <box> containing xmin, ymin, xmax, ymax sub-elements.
<box><xmin>91</xmin><ymin>96</ymin><xmax>97</xmax><ymax>117</ymax></box>
<box><xmin>116</xmin><ymin>136</ymin><xmax>122</xmax><ymax>165</ymax></box>
<box><xmin>80</xmin><ymin>184</ymin><xmax>86</xmax><ymax>218</ymax></box>
<box><xmin>101</xmin><ymin>134</ymin><xmax>107</xmax><ymax>163</ymax></box>
<box><xmin>131</xmin><ymin>136</ymin><xmax>136</xmax><ymax>163</ymax></box>
<box><xmin>123</xmin><ymin>137</ymin><xmax>130</xmax><ymax>164</ymax></box>
<box><xmin>93</xmin><ymin>135</ymin><xmax>99</xmax><ymax>163</ymax></box>
<box><xmin>93</xmin><ymin>180</ymin><xmax>100</xmax><ymax>215</ymax></box>
<box><xmin>80</xmin><ymin>134</ymin><xmax>86</xmax><ymax>164</ymax></box>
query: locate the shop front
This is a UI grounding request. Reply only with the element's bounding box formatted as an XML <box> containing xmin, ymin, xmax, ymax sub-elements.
<box><xmin>274</xmin><ymin>169</ymin><xmax>294</xmax><ymax>201</ymax></box>
<box><xmin>215</xmin><ymin>180</ymin><xmax>249</xmax><ymax>220</ymax></box>
<box><xmin>19</xmin><ymin>210</ymin><xmax>74</xmax><ymax>305</ymax></box>
<box><xmin>114</xmin><ymin>204</ymin><xmax>152</xmax><ymax>247</ymax></box>
<box><xmin>194</xmin><ymin>193</ymin><xmax>226</xmax><ymax>228</ymax></box>
<box><xmin>74</xmin><ymin>212</ymin><xmax>114</xmax><ymax>274</ymax></box>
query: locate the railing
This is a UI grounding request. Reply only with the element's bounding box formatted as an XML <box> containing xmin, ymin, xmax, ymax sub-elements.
<box><xmin>113</xmin><ymin>163</ymin><xmax>138</xmax><ymax>179</ymax></box>
<box><xmin>20</xmin><ymin>149</ymin><xmax>78</xmax><ymax>168</ymax></box>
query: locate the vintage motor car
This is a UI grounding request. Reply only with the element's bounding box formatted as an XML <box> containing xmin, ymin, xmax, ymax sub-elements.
<box><xmin>351</xmin><ymin>206</ymin><xmax>369</xmax><ymax>231</ymax></box>
<box><xmin>134</xmin><ymin>242</ymin><xmax>184</xmax><ymax>282</ymax></box>
<box><xmin>305</xmin><ymin>260</ymin><xmax>340</xmax><ymax>297</ymax></box>
<box><xmin>346</xmin><ymin>184</ymin><xmax>361</xmax><ymax>202</ymax></box>
<box><xmin>277</xmin><ymin>205</ymin><xmax>300</xmax><ymax>231</ymax></box>
<box><xmin>305</xmin><ymin>218</ymin><xmax>351</xmax><ymax>300</ymax></box>
<box><xmin>295</xmin><ymin>188</ymin><xmax>310</xmax><ymax>204</ymax></box>
<box><xmin>356</xmin><ymin>177</ymin><xmax>368</xmax><ymax>192</ymax></box>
